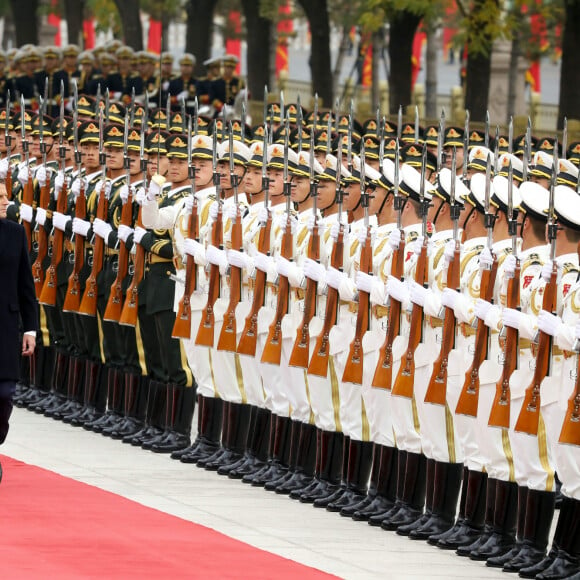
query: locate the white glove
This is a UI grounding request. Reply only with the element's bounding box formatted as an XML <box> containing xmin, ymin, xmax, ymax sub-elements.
<box><xmin>119</xmin><ymin>184</ymin><xmax>132</xmax><ymax>204</ymax></box>
<box><xmin>0</xmin><ymin>157</ymin><xmax>9</xmax><ymax>179</ymax></box>
<box><xmin>388</xmin><ymin>228</ymin><xmax>402</xmax><ymax>250</ymax></box>
<box><xmin>36</xmin><ymin>165</ymin><xmax>48</xmax><ymax>187</ymax></box>
<box><xmin>96</xmin><ymin>180</ymin><xmax>112</xmax><ymax>199</ymax></box>
<box><xmin>279</xmin><ymin>212</ymin><xmax>298</xmax><ymax>235</ymax></box>
<box><xmin>503</xmin><ymin>254</ymin><xmax>517</xmax><ymax>277</ymax></box>
<box><xmin>537</xmin><ymin>310</ymin><xmax>563</xmax><ymax>337</ymax></box>
<box><xmin>276</xmin><ymin>256</ymin><xmax>302</xmax><ymax>286</ymax></box>
<box><xmin>135</xmin><ymin>186</ymin><xmax>147</xmax><ymax>206</ymax></box>
<box><xmin>479</xmin><ymin>247</ymin><xmax>494</xmax><ymax>270</ymax></box>
<box><xmin>303</xmin><ymin>257</ymin><xmax>326</xmax><ymax>284</ymax></box>
<box><xmin>225</xmin><ymin>203</ymin><xmax>239</xmax><ymax>221</ymax></box>
<box><xmin>258</xmin><ymin>206</ymin><xmax>269</xmax><ymax>224</ymax></box>
<box><xmin>93</xmin><ymin>218</ymin><xmax>112</xmax><ymax>240</ymax></box>
<box><xmin>72</xmin><ymin>217</ymin><xmax>90</xmax><ymax>237</ymax></box>
<box><xmin>184</xmin><ymin>238</ymin><xmax>204</xmax><ymax>260</ymax></box>
<box><xmin>326</xmin><ymin>266</ymin><xmax>347</xmax><ymax>290</ymax></box>
<box><xmin>53</xmin><ymin>171</ymin><xmax>65</xmax><ymax>200</ymax></box>
<box><xmin>17</xmin><ymin>162</ymin><xmax>29</xmax><ymax>186</ymax></box>
<box><xmin>183</xmin><ymin>194</ymin><xmax>195</xmax><ymax>213</ymax></box>
<box><xmin>117</xmin><ymin>224</ymin><xmax>134</xmax><ymax>243</ymax></box>
<box><xmin>209</xmin><ymin>201</ymin><xmax>220</xmax><ymax>222</ymax></box>
<box><xmin>306</xmin><ymin>213</ymin><xmax>317</xmax><ymax>232</ymax></box>
<box><xmin>502</xmin><ymin>307</ymin><xmax>523</xmax><ymax>330</ymax></box>
<box><xmin>409</xmin><ymin>281</ymin><xmax>428</xmax><ymax>307</ymax></box>
<box><xmin>20</xmin><ymin>203</ymin><xmax>33</xmax><ymax>222</ymax></box>
<box><xmin>454</xmin><ymin>293</ymin><xmax>474</xmax><ymax>324</ymax></box>
<box><xmin>441</xmin><ymin>287</ymin><xmax>458</xmax><ymax>310</ymax></box>
<box><xmin>147</xmin><ymin>179</ymin><xmax>162</xmax><ymax>201</ymax></box>
<box><xmin>71</xmin><ymin>177</ymin><xmax>87</xmax><ymax>201</ymax></box>
<box><xmin>206</xmin><ymin>244</ymin><xmax>228</xmax><ymax>269</ymax></box>
<box><xmin>356</xmin><ymin>271</ymin><xmax>378</xmax><ymax>294</ymax></box>
<box><xmin>445</xmin><ymin>240</ymin><xmax>460</xmax><ymax>264</ymax></box>
<box><xmin>162</xmin><ymin>80</ymin><xmax>170</xmax><ymax>92</ymax></box>
<box><xmin>228</xmin><ymin>249</ymin><xmax>252</xmax><ymax>270</ymax></box>
<box><xmin>52</xmin><ymin>211</ymin><xmax>71</xmax><ymax>231</ymax></box>
<box><xmin>413</xmin><ymin>235</ymin><xmax>426</xmax><ymax>255</ymax></box>
<box><xmin>330</xmin><ymin>220</ymin><xmax>347</xmax><ymax>241</ymax></box>
<box><xmin>254</xmin><ymin>252</ymin><xmax>274</xmax><ymax>273</ymax></box>
<box><xmin>474</xmin><ymin>298</ymin><xmax>493</xmax><ymax>321</ymax></box>
<box><xmin>386</xmin><ymin>275</ymin><xmax>407</xmax><ymax>303</ymax></box>
<box><xmin>177</xmin><ymin>90</ymin><xmax>189</xmax><ymax>102</ymax></box>
<box><xmin>35</xmin><ymin>207</ymin><xmax>47</xmax><ymax>226</ymax></box>
<box><xmin>133</xmin><ymin>226</ymin><xmax>147</xmax><ymax>244</ymax></box>
<box><xmin>357</xmin><ymin>226</ymin><xmax>375</xmax><ymax>246</ymax></box>
<box><xmin>541</xmin><ymin>260</ymin><xmax>560</xmax><ymax>283</ymax></box>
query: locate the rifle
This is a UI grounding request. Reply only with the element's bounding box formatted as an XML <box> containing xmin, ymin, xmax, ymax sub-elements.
<box><xmin>20</xmin><ymin>95</ymin><xmax>33</xmax><ymax>250</ymax></box>
<box><xmin>261</xmin><ymin>113</ymin><xmax>293</xmax><ymax>365</ymax></box>
<box><xmin>104</xmin><ymin>113</ymin><xmax>132</xmax><ymax>321</ymax></box>
<box><xmin>372</xmin><ymin>140</ymin><xmax>405</xmax><ymax>389</ymax></box>
<box><xmin>217</xmin><ymin>123</ymin><xmax>244</xmax><ymax>351</ymax></box>
<box><xmin>308</xmin><ymin>137</ymin><xmax>344</xmax><ymax>377</ymax></box>
<box><xmin>39</xmin><ymin>86</ymin><xmax>67</xmax><ymax>306</ymax></box>
<box><xmin>237</xmin><ymin>124</ymin><xmax>272</xmax><ymax>357</ymax></box>
<box><xmin>288</xmin><ymin>96</ymin><xmax>320</xmax><ymax>369</ymax></box>
<box><xmin>31</xmin><ymin>93</ymin><xmax>49</xmax><ymax>295</ymax></box>
<box><xmin>195</xmin><ymin>130</ymin><xmax>223</xmax><ymax>347</ymax></box>
<box><xmin>63</xmin><ymin>101</ymin><xmax>86</xmax><ymax>313</ymax></box>
<box><xmin>514</xmin><ymin>146</ymin><xmax>559</xmax><ymax>435</ymax></box>
<box><xmin>456</xmin><ymin>154</ymin><xmax>499</xmax><ymax>416</ymax></box>
<box><xmin>4</xmin><ymin>93</ymin><xmax>12</xmax><ymax>201</ymax></box>
<box><xmin>172</xmin><ymin>115</ymin><xmax>198</xmax><ymax>339</ymax></box>
<box><xmin>462</xmin><ymin>109</ymin><xmax>470</xmax><ymax>183</ymax></box>
<box><xmin>424</xmin><ymin>149</ymin><xmax>462</xmax><ymax>405</ymax></box>
<box><xmin>391</xmin><ymin>145</ymin><xmax>431</xmax><ymax>399</ymax></box>
<box><xmin>558</xmin><ymin>243</ymin><xmax>580</xmax><ymax>446</ymax></box>
<box><xmin>79</xmin><ymin>109</ymin><xmax>108</xmax><ymax>317</ymax></box>
<box><xmin>342</xmin><ymin>141</ymin><xmax>372</xmax><ymax>384</ymax></box>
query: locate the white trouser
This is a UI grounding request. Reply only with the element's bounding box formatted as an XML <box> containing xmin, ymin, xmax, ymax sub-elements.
<box><xmin>182</xmin><ymin>310</ymin><xmax>216</xmax><ymax>399</ymax></box>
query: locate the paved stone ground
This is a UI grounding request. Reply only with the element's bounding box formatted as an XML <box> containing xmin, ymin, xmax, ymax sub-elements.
<box><xmin>2</xmin><ymin>407</ymin><xmax>511</xmax><ymax>580</ymax></box>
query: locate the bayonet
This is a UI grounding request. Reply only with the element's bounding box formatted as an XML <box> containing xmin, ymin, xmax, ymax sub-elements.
<box><xmin>297</xmin><ymin>95</ymin><xmax>303</xmax><ymax>152</ymax></box>
<box><xmin>397</xmin><ymin>105</ymin><xmax>402</xmax><ymax>140</ymax></box>
<box><xmin>280</xmin><ymin>90</ymin><xmax>284</xmax><ymax>128</ymax></box>
<box><xmin>420</xmin><ymin>143</ymin><xmax>427</xmax><ymax>236</ymax></box>
<box><xmin>523</xmin><ymin>118</ymin><xmax>531</xmax><ymax>181</ymax></box>
<box><xmin>437</xmin><ymin>108</ymin><xmax>445</xmax><ymax>173</ymax></box>
<box><xmin>378</xmin><ymin>116</ymin><xmax>385</xmax><ymax>169</ymax></box>
<box><xmin>4</xmin><ymin>91</ymin><xmax>10</xmax><ymax>155</ymax></box>
<box><xmin>193</xmin><ymin>96</ymin><xmax>198</xmax><ymax>135</ymax></box>
<box><xmin>548</xmin><ymin>139</ymin><xmax>558</xmax><ymax>262</ymax></box>
<box><xmin>395</xmin><ymin>139</ymin><xmax>401</xmax><ymax>230</ymax></box>
<box><xmin>507</xmin><ymin>160</ymin><xmax>516</xmax><ymax>255</ymax></box>
<box><xmin>562</xmin><ymin>117</ymin><xmax>568</xmax><ymax>160</ymax></box>
<box><xmin>484</xmin><ymin>153</ymin><xmax>494</xmax><ymax>250</ymax></box>
<box><xmin>283</xmin><ymin>111</ymin><xmax>290</xmax><ymax>185</ymax></box>
<box><xmin>484</xmin><ymin>110</ymin><xmax>490</xmax><ymax>149</ymax></box>
<box><xmin>414</xmin><ymin>105</ymin><xmax>419</xmax><ymax>143</ymax></box>
<box><xmin>241</xmin><ymin>99</ymin><xmax>246</xmax><ymax>145</ymax></box>
<box><xmin>508</xmin><ymin>116</ymin><xmax>513</xmax><ymax>155</ymax></box>
<box><xmin>463</xmin><ymin>109</ymin><xmax>470</xmax><ymax>182</ymax></box>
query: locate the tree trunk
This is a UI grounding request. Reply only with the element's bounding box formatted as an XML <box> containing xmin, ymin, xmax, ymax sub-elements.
<box><xmin>388</xmin><ymin>9</ymin><xmax>421</xmax><ymax>115</ymax></box>
<box><xmin>241</xmin><ymin>0</ymin><xmax>272</xmax><ymax>101</ymax></box>
<box><xmin>9</xmin><ymin>0</ymin><xmax>39</xmax><ymax>45</ymax></box>
<box><xmin>296</xmin><ymin>0</ymin><xmax>333</xmax><ymax>106</ymax></box>
<box><xmin>425</xmin><ymin>21</ymin><xmax>438</xmax><ymax>119</ymax></box>
<box><xmin>113</xmin><ymin>0</ymin><xmax>143</xmax><ymax>49</ymax></box>
<box><xmin>558</xmin><ymin>0</ymin><xmax>580</xmax><ymax>129</ymax></box>
<box><xmin>186</xmin><ymin>0</ymin><xmax>218</xmax><ymax>76</ymax></box>
<box><xmin>64</xmin><ymin>0</ymin><xmax>85</xmax><ymax>47</ymax></box>
<box><xmin>333</xmin><ymin>25</ymin><xmax>350</xmax><ymax>103</ymax></box>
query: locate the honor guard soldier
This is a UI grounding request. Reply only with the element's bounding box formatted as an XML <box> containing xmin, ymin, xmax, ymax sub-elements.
<box><xmin>107</xmin><ymin>46</ymin><xmax>144</xmax><ymax>104</ymax></box>
<box><xmin>62</xmin><ymin>44</ymin><xmax>80</xmax><ymax>85</ymax></box>
<box><xmin>169</xmin><ymin>53</ymin><xmax>198</xmax><ymax>113</ymax></box>
<box><xmin>76</xmin><ymin>51</ymin><xmax>99</xmax><ymax>96</ymax></box>
<box><xmin>35</xmin><ymin>47</ymin><xmax>70</xmax><ymax>118</ymax></box>
<box><xmin>198</xmin><ymin>56</ymin><xmax>221</xmax><ymax>109</ymax></box>
<box><xmin>137</xmin><ymin>51</ymin><xmax>158</xmax><ymax>96</ymax></box>
<box><xmin>93</xmin><ymin>51</ymin><xmax>117</xmax><ymax>95</ymax></box>
<box><xmin>14</xmin><ymin>49</ymin><xmax>41</xmax><ymax>111</ymax></box>
<box><xmin>210</xmin><ymin>55</ymin><xmax>244</xmax><ymax>113</ymax></box>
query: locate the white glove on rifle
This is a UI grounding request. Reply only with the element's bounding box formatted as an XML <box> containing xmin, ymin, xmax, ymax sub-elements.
<box><xmin>209</xmin><ymin>201</ymin><xmax>220</xmax><ymax>222</ymax></box>
<box><xmin>119</xmin><ymin>184</ymin><xmax>133</xmax><ymax>204</ymax></box>
<box><xmin>441</xmin><ymin>287</ymin><xmax>458</xmax><ymax>310</ymax></box>
<box><xmin>326</xmin><ymin>266</ymin><xmax>347</xmax><ymax>290</ymax></box>
<box><xmin>35</xmin><ymin>165</ymin><xmax>49</xmax><ymax>187</ymax></box>
<box><xmin>444</xmin><ymin>239</ymin><xmax>461</xmax><ymax>264</ymax></box>
<box><xmin>176</xmin><ymin>90</ymin><xmax>189</xmax><ymax>102</ymax></box>
<box><xmin>276</xmin><ymin>256</ymin><xmax>302</xmax><ymax>286</ymax></box>
<box><xmin>35</xmin><ymin>207</ymin><xmax>47</xmax><ymax>226</ymax></box>
<box><xmin>53</xmin><ymin>171</ymin><xmax>65</xmax><ymax>200</ymax></box>
<box><xmin>386</xmin><ymin>275</ymin><xmax>406</xmax><ymax>303</ymax></box>
<box><xmin>474</xmin><ymin>298</ymin><xmax>501</xmax><ymax>331</ymax></box>
<box><xmin>503</xmin><ymin>253</ymin><xmax>517</xmax><ymax>276</ymax></box>
<box><xmin>183</xmin><ymin>238</ymin><xmax>205</xmax><ymax>264</ymax></box>
<box><xmin>254</xmin><ymin>252</ymin><xmax>274</xmax><ymax>274</ymax></box>
<box><xmin>541</xmin><ymin>260</ymin><xmax>561</xmax><ymax>284</ymax></box>
<box><xmin>330</xmin><ymin>219</ymin><xmax>347</xmax><ymax>241</ymax></box>
<box><xmin>92</xmin><ymin>218</ymin><xmax>112</xmax><ymax>240</ymax></box>
<box><xmin>474</xmin><ymin>298</ymin><xmax>493</xmax><ymax>322</ymax></box>
<box><xmin>537</xmin><ymin>310</ymin><xmax>563</xmax><ymax>337</ymax></box>
<box><xmin>279</xmin><ymin>212</ymin><xmax>298</xmax><ymax>235</ymax></box>
<box><xmin>206</xmin><ymin>244</ymin><xmax>228</xmax><ymax>269</ymax></box>
<box><xmin>356</xmin><ymin>271</ymin><xmax>381</xmax><ymax>295</ymax></box>
<box><xmin>224</xmin><ymin>203</ymin><xmax>239</xmax><ymax>221</ymax></box>
<box><xmin>357</xmin><ymin>226</ymin><xmax>375</xmax><ymax>246</ymax></box>
<box><xmin>258</xmin><ymin>206</ymin><xmax>269</xmax><ymax>224</ymax></box>
<box><xmin>409</xmin><ymin>281</ymin><xmax>429</xmax><ymax>307</ymax></box>
<box><xmin>96</xmin><ymin>180</ymin><xmax>112</xmax><ymax>199</ymax></box>
<box><xmin>412</xmin><ymin>235</ymin><xmax>429</xmax><ymax>256</ymax></box>
<box><xmin>72</xmin><ymin>217</ymin><xmax>90</xmax><ymax>237</ymax></box>
<box><xmin>303</xmin><ymin>257</ymin><xmax>326</xmax><ymax>284</ymax></box>
<box><xmin>147</xmin><ymin>178</ymin><xmax>162</xmax><ymax>201</ymax></box>
<box><xmin>228</xmin><ymin>249</ymin><xmax>253</xmax><ymax>272</ymax></box>
<box><xmin>20</xmin><ymin>203</ymin><xmax>33</xmax><ymax>223</ymax></box>
<box><xmin>117</xmin><ymin>224</ymin><xmax>134</xmax><ymax>243</ymax></box>
<box><xmin>52</xmin><ymin>211</ymin><xmax>71</xmax><ymax>232</ymax></box>
<box><xmin>306</xmin><ymin>213</ymin><xmax>318</xmax><ymax>232</ymax></box>
<box><xmin>0</xmin><ymin>157</ymin><xmax>9</xmax><ymax>179</ymax></box>
<box><xmin>17</xmin><ymin>162</ymin><xmax>29</xmax><ymax>187</ymax></box>
<box><xmin>388</xmin><ymin>228</ymin><xmax>402</xmax><ymax>250</ymax></box>
<box><xmin>133</xmin><ymin>226</ymin><xmax>147</xmax><ymax>244</ymax></box>
<box><xmin>71</xmin><ymin>177</ymin><xmax>87</xmax><ymax>201</ymax></box>
<box><xmin>183</xmin><ymin>194</ymin><xmax>195</xmax><ymax>213</ymax></box>
<box><xmin>134</xmin><ymin>186</ymin><xmax>147</xmax><ymax>206</ymax></box>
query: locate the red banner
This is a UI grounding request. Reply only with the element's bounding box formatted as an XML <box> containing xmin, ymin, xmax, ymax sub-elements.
<box><xmin>48</xmin><ymin>0</ymin><xmax>61</xmax><ymax>46</ymax></box>
<box><xmin>83</xmin><ymin>20</ymin><xmax>95</xmax><ymax>50</ymax></box>
<box><xmin>148</xmin><ymin>19</ymin><xmax>162</xmax><ymax>54</ymax></box>
<box><xmin>226</xmin><ymin>11</ymin><xmax>241</xmax><ymax>74</ymax></box>
<box><xmin>276</xmin><ymin>1</ymin><xmax>293</xmax><ymax>78</ymax></box>
<box><xmin>412</xmin><ymin>26</ymin><xmax>426</xmax><ymax>89</ymax></box>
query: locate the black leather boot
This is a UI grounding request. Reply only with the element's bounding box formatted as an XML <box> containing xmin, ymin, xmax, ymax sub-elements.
<box><xmin>275</xmin><ymin>423</ymin><xmax>318</xmax><ymax>494</ymax></box>
<box><xmin>150</xmin><ymin>385</ymin><xmax>195</xmax><ymax>453</ymax></box>
<box><xmin>128</xmin><ymin>380</ymin><xmax>166</xmax><ymax>446</ymax></box>
<box><xmin>381</xmin><ymin>452</ymin><xmax>427</xmax><ymax>531</ymax></box>
<box><xmin>48</xmin><ymin>355</ymin><xmax>85</xmax><ymax>419</ymax></box>
<box><xmin>290</xmin><ymin>427</ymin><xmax>322</xmax><ymax>499</ymax></box>
<box><xmin>264</xmin><ymin>419</ymin><xmax>299</xmax><ymax>490</ymax></box>
<box><xmin>408</xmin><ymin>461</ymin><xmax>464</xmax><ymax>540</ymax></box>
<box><xmin>437</xmin><ymin>470</ymin><xmax>487</xmax><ymax>549</ymax></box>
<box><xmin>369</xmin><ymin>449</ymin><xmax>407</xmax><ymax>527</ymax></box>
<box><xmin>229</xmin><ymin>407</ymin><xmax>271</xmax><ymax>479</ymax></box>
<box><xmin>397</xmin><ymin>456</ymin><xmax>435</xmax><ymax>535</ymax></box>
<box><xmin>68</xmin><ymin>360</ymin><xmax>106</xmax><ymax>425</ymax></box>
<box><xmin>84</xmin><ymin>367</ymin><xmax>124</xmax><ymax>432</ymax></box>
<box><xmin>469</xmin><ymin>479</ymin><xmax>518</xmax><ymax>561</ymax></box>
<box><xmin>313</xmin><ymin>435</ymin><xmax>350</xmax><ymax>508</ymax></box>
<box><xmin>326</xmin><ymin>439</ymin><xmax>373</xmax><ymax>514</ymax></box>
<box><xmin>172</xmin><ymin>394</ymin><xmax>203</xmax><ymax>460</ymax></box>
<box><xmin>519</xmin><ymin>495</ymin><xmax>572</xmax><ymax>578</ymax></box>
<box><xmin>106</xmin><ymin>373</ymin><xmax>147</xmax><ymax>439</ymax></box>
<box><xmin>343</xmin><ymin>443</ymin><xmax>381</xmax><ymax>516</ymax></box>
<box><xmin>299</xmin><ymin>431</ymin><xmax>344</xmax><ymax>503</ymax></box>
<box><xmin>216</xmin><ymin>404</ymin><xmax>254</xmax><ymax>475</ymax></box>
<box><xmin>500</xmin><ymin>489</ymin><xmax>556</xmax><ymax>572</ymax></box>
<box><xmin>353</xmin><ymin>446</ymin><xmax>399</xmax><ymax>521</ymax></box>
<box><xmin>32</xmin><ymin>350</ymin><xmax>68</xmax><ymax>414</ymax></box>
<box><xmin>250</xmin><ymin>415</ymin><xmax>292</xmax><ymax>487</ymax></box>
<box><xmin>178</xmin><ymin>396</ymin><xmax>224</xmax><ymax>462</ymax></box>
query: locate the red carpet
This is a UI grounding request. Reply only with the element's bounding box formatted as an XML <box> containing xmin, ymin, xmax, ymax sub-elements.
<box><xmin>0</xmin><ymin>456</ymin><xmax>337</xmax><ymax>579</ymax></box>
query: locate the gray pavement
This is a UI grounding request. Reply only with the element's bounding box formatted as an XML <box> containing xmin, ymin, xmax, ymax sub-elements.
<box><xmin>2</xmin><ymin>406</ymin><xmax>509</xmax><ymax>580</ymax></box>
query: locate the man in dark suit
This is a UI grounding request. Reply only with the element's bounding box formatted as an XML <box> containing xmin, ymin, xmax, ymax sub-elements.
<box><xmin>0</xmin><ymin>178</ymin><xmax>37</xmax><ymax>479</ymax></box>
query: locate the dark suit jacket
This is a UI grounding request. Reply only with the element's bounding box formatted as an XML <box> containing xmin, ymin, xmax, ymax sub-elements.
<box><xmin>0</xmin><ymin>219</ymin><xmax>37</xmax><ymax>381</ymax></box>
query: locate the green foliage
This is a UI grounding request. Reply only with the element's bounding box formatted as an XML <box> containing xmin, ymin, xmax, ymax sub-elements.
<box><xmin>86</xmin><ymin>0</ymin><xmax>121</xmax><ymax>35</ymax></box>
<box><xmin>141</xmin><ymin>0</ymin><xmax>184</xmax><ymax>20</ymax></box>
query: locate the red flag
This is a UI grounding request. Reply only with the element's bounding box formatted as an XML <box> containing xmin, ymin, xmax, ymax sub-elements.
<box><xmin>361</xmin><ymin>34</ymin><xmax>372</xmax><ymax>88</ymax></box>
<box><xmin>411</xmin><ymin>26</ymin><xmax>426</xmax><ymax>89</ymax></box>
<box><xmin>148</xmin><ymin>19</ymin><xmax>162</xmax><ymax>54</ymax></box>
<box><xmin>226</xmin><ymin>11</ymin><xmax>241</xmax><ymax>74</ymax></box>
<box><xmin>276</xmin><ymin>1</ymin><xmax>293</xmax><ymax>78</ymax></box>
<box><xmin>83</xmin><ymin>20</ymin><xmax>95</xmax><ymax>50</ymax></box>
<box><xmin>48</xmin><ymin>0</ymin><xmax>61</xmax><ymax>46</ymax></box>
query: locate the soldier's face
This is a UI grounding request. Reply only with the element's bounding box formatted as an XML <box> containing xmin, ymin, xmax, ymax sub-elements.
<box><xmin>180</xmin><ymin>64</ymin><xmax>193</xmax><ymax>77</ymax></box>
<box><xmin>64</xmin><ymin>55</ymin><xmax>77</xmax><ymax>69</ymax></box>
<box><xmin>243</xmin><ymin>165</ymin><xmax>263</xmax><ymax>195</ymax></box>
<box><xmin>315</xmin><ymin>150</ymin><xmax>326</xmax><ymax>165</ymax></box>
<box><xmin>44</xmin><ymin>55</ymin><xmax>59</xmax><ymax>72</ymax></box>
<box><xmin>292</xmin><ymin>176</ymin><xmax>310</xmax><ymax>204</ymax></box>
<box><xmin>81</xmin><ymin>142</ymin><xmax>100</xmax><ymax>170</ymax></box>
<box><xmin>118</xmin><ymin>57</ymin><xmax>131</xmax><ymax>73</ymax></box>
<box><xmin>369</xmin><ymin>187</ymin><xmax>387</xmax><ymax>216</ymax></box>
<box><xmin>128</xmin><ymin>150</ymin><xmax>141</xmax><ymax>175</ymax></box>
<box><xmin>147</xmin><ymin>153</ymin><xmax>168</xmax><ymax>178</ymax></box>
<box><xmin>31</xmin><ymin>135</ymin><xmax>52</xmax><ymax>159</ymax></box>
<box><xmin>161</xmin><ymin>62</ymin><xmax>173</xmax><ymax>77</ymax></box>
<box><xmin>192</xmin><ymin>158</ymin><xmax>213</xmax><ymax>188</ymax></box>
<box><xmin>0</xmin><ymin>183</ymin><xmax>8</xmax><ymax>218</ymax></box>
<box><xmin>266</xmin><ymin>168</ymin><xmax>284</xmax><ymax>197</ymax></box>
<box><xmin>105</xmin><ymin>146</ymin><xmax>124</xmax><ymax>169</ymax></box>
<box><xmin>444</xmin><ymin>146</ymin><xmax>464</xmax><ymax>172</ymax></box>
<box><xmin>317</xmin><ymin>179</ymin><xmax>336</xmax><ymax>210</ymax></box>
<box><xmin>343</xmin><ymin>183</ymin><xmax>361</xmax><ymax>212</ymax></box>
<box><xmin>168</xmin><ymin>156</ymin><xmax>188</xmax><ymax>184</ymax></box>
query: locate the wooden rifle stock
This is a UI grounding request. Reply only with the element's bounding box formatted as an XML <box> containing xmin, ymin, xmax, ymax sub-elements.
<box><xmin>31</xmin><ymin>179</ymin><xmax>51</xmax><ymax>295</ymax></box>
<box><xmin>261</xmin><ymin>215</ymin><xmax>293</xmax><ymax>365</ymax></box>
<box><xmin>307</xmin><ymin>226</ymin><xmax>344</xmax><ymax>376</ymax></box>
<box><xmin>455</xmin><ymin>256</ymin><xmax>498</xmax><ymax>416</ymax></box>
<box><xmin>63</xmin><ymin>179</ymin><xmax>86</xmax><ymax>313</ymax></box>
<box><xmin>217</xmin><ymin>206</ymin><xmax>243</xmax><ymax>351</ymax></box>
<box><xmin>103</xmin><ymin>189</ymin><xmax>133</xmax><ymax>321</ymax></box>
<box><xmin>288</xmin><ymin>222</ymin><xmax>320</xmax><ymax>368</ymax></box>
<box><xmin>22</xmin><ymin>175</ymin><xmax>34</xmax><ymax>250</ymax></box>
<box><xmin>514</xmin><ymin>262</ymin><xmax>558</xmax><ymax>435</ymax></box>
<box><xmin>79</xmin><ymin>185</ymin><xmax>108</xmax><ymax>317</ymax></box>
<box><xmin>488</xmin><ymin>260</ymin><xmax>521</xmax><ymax>428</ymax></box>
<box><xmin>342</xmin><ymin>227</ymin><xmax>373</xmax><ymax>384</ymax></box>
<box><xmin>172</xmin><ymin>198</ymin><xmax>199</xmax><ymax>339</ymax></box>
<box><xmin>195</xmin><ymin>204</ymin><xmax>223</xmax><ymax>347</ymax></box>
<box><xmin>237</xmin><ymin>213</ymin><xmax>272</xmax><ymax>356</ymax></box>
<box><xmin>119</xmin><ymin>207</ymin><xmax>145</xmax><ymax>327</ymax></box>
<box><xmin>372</xmin><ymin>230</ymin><xmax>405</xmax><ymax>389</ymax></box>
<box><xmin>6</xmin><ymin>165</ymin><xmax>12</xmax><ymax>202</ymax></box>
<box><xmin>559</xmin><ymin>353</ymin><xmax>580</xmax><ymax>446</ymax></box>
<box><xmin>424</xmin><ymin>242</ymin><xmax>461</xmax><ymax>405</ymax></box>
<box><xmin>392</xmin><ymin>239</ymin><xmax>429</xmax><ymax>398</ymax></box>
<box><xmin>39</xmin><ymin>178</ymin><xmax>68</xmax><ymax>306</ymax></box>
